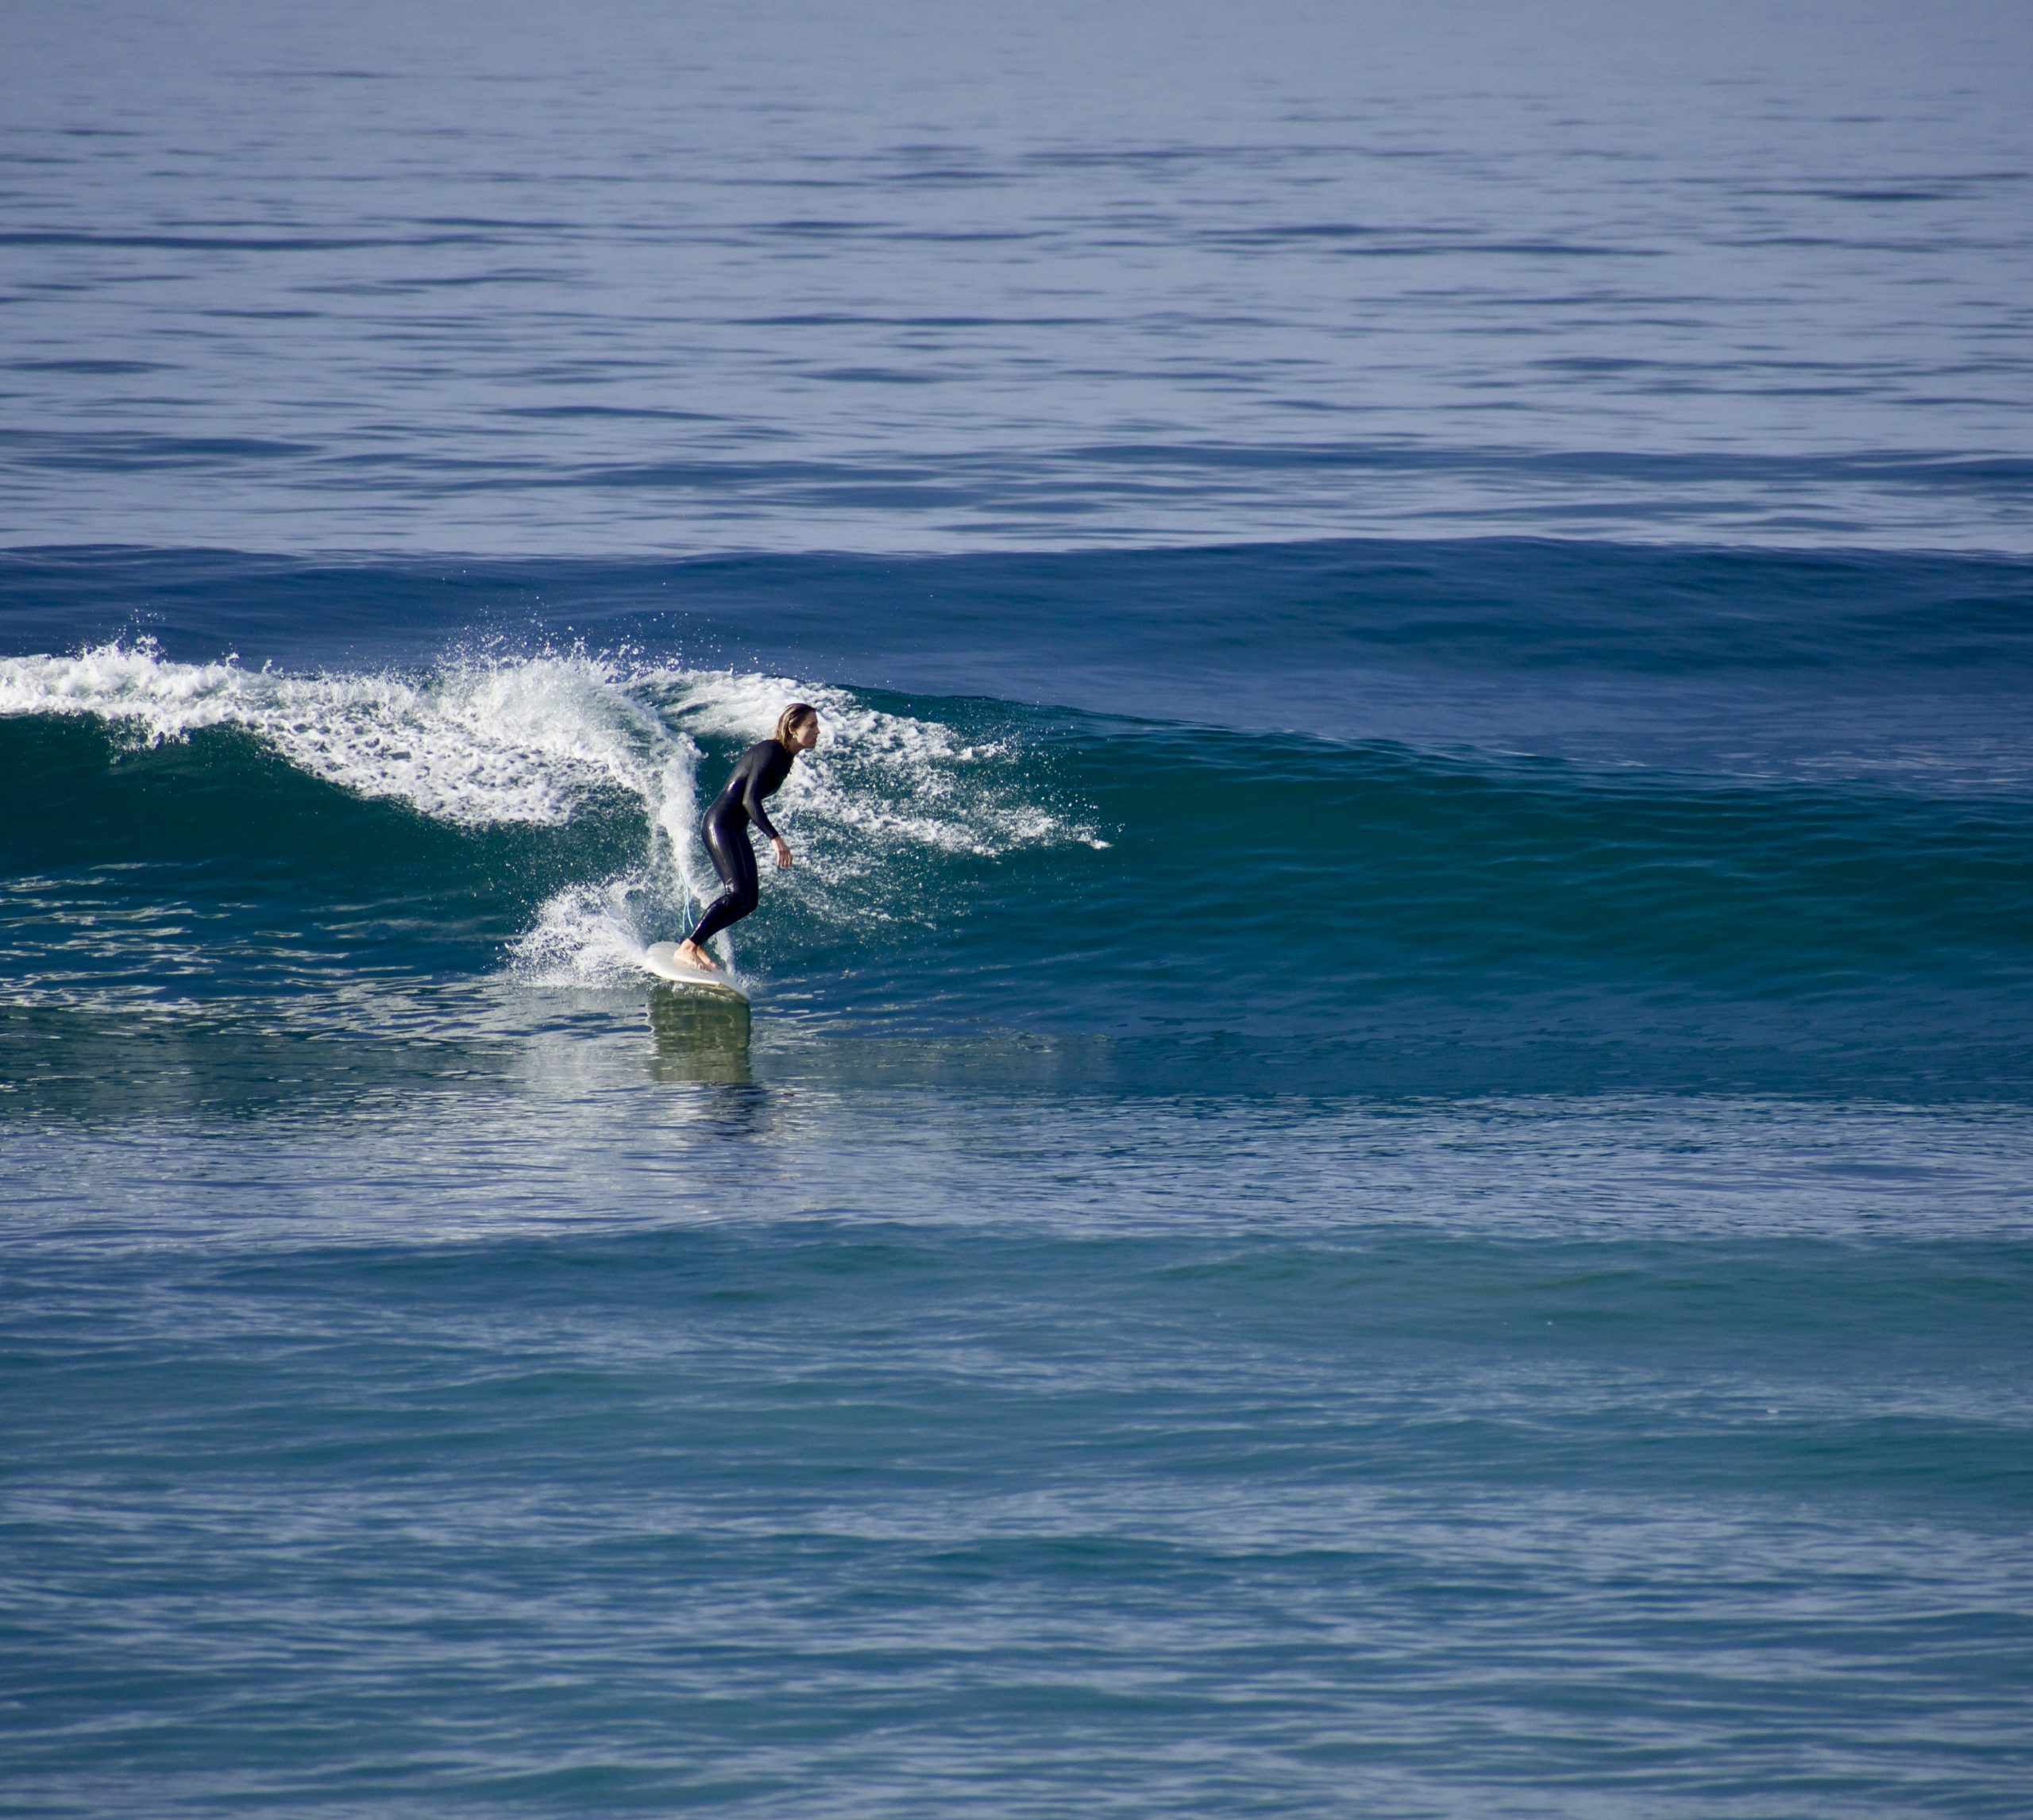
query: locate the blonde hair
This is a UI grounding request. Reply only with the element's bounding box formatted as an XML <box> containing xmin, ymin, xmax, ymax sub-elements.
<box><xmin>774</xmin><ymin>702</ymin><xmax>818</xmax><ymax>749</ymax></box>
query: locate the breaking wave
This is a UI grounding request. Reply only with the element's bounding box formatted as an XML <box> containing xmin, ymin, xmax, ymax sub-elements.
<box><xmin>0</xmin><ymin>641</ymin><xmax>1101</xmax><ymax>985</ymax></box>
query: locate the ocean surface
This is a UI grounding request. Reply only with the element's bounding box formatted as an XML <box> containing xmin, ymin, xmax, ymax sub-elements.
<box><xmin>5</xmin><ymin>5</ymin><xmax>2033</xmax><ymax>1817</ymax></box>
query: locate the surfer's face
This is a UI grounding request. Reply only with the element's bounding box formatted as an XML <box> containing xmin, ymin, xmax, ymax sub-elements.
<box><xmin>792</xmin><ymin>715</ymin><xmax>821</xmax><ymax>751</ymax></box>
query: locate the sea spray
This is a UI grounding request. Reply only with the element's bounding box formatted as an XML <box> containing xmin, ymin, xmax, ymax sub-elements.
<box><xmin>0</xmin><ymin>641</ymin><xmax>665</xmax><ymax>827</ymax></box>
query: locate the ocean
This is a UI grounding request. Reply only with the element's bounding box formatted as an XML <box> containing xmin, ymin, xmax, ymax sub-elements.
<box><xmin>4</xmin><ymin>4</ymin><xmax>2031</xmax><ymax>1815</ymax></box>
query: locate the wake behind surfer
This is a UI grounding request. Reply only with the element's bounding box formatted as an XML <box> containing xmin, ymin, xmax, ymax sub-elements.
<box><xmin>676</xmin><ymin>703</ymin><xmax>820</xmax><ymax>972</ymax></box>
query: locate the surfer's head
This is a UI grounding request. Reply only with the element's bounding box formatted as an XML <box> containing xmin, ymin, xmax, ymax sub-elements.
<box><xmin>776</xmin><ymin>702</ymin><xmax>820</xmax><ymax>753</ymax></box>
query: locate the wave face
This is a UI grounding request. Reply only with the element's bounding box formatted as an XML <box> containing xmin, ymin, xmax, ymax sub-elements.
<box><xmin>5</xmin><ymin>540</ymin><xmax>2030</xmax><ymax>1093</ymax></box>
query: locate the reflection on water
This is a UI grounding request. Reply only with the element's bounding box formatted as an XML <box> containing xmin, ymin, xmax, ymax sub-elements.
<box><xmin>646</xmin><ymin>985</ymin><xmax>752</xmax><ymax>1085</ymax></box>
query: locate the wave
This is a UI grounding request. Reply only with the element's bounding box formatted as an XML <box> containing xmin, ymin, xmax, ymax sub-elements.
<box><xmin>4</xmin><ymin>533</ymin><xmax>2032</xmax><ymax>1086</ymax></box>
<box><xmin>0</xmin><ymin>642</ymin><xmax>1099</xmax><ymax>994</ymax></box>
<box><xmin>5</xmin><ymin>640</ymin><xmax>2030</xmax><ymax>1042</ymax></box>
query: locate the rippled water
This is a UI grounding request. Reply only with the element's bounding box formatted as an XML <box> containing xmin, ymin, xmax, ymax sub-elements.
<box><xmin>5</xmin><ymin>6</ymin><xmax>2033</xmax><ymax>1817</ymax></box>
<box><xmin>5</xmin><ymin>0</ymin><xmax>2031</xmax><ymax>551</ymax></box>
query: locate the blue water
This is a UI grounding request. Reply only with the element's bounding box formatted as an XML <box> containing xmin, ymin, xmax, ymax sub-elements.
<box><xmin>5</xmin><ymin>6</ymin><xmax>2033</xmax><ymax>1816</ymax></box>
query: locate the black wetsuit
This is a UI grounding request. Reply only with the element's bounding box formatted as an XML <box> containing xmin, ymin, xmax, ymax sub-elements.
<box><xmin>686</xmin><ymin>738</ymin><xmax>794</xmax><ymax>947</ymax></box>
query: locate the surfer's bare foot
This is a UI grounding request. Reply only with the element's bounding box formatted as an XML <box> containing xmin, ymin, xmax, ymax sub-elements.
<box><xmin>676</xmin><ymin>940</ymin><xmax>719</xmax><ymax>971</ymax></box>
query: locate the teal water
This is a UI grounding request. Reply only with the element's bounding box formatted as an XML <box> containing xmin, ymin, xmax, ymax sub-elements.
<box><xmin>6</xmin><ymin>3</ymin><xmax>2033</xmax><ymax>1814</ymax></box>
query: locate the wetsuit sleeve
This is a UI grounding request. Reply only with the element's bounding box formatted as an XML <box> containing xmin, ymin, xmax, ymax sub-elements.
<box><xmin>740</xmin><ymin>743</ymin><xmax>785</xmax><ymax>842</ymax></box>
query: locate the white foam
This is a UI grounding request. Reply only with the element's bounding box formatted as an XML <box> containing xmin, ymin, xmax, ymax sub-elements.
<box><xmin>1</xmin><ymin>642</ymin><xmax>1098</xmax><ymax>983</ymax></box>
<box><xmin>0</xmin><ymin>640</ymin><xmax>661</xmax><ymax>827</ymax></box>
<box><xmin>637</xmin><ymin>665</ymin><xmax>1090</xmax><ymax>873</ymax></box>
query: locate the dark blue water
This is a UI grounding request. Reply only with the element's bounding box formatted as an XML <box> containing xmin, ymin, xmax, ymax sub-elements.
<box><xmin>5</xmin><ymin>6</ymin><xmax>2033</xmax><ymax>1816</ymax></box>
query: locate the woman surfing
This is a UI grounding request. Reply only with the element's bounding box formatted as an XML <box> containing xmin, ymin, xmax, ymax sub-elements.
<box><xmin>674</xmin><ymin>703</ymin><xmax>820</xmax><ymax>974</ymax></box>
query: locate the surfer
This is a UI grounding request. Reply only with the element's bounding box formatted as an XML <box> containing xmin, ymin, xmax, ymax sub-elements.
<box><xmin>675</xmin><ymin>703</ymin><xmax>820</xmax><ymax>972</ymax></box>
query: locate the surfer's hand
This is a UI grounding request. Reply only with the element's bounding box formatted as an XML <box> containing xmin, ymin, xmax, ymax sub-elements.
<box><xmin>773</xmin><ymin>839</ymin><xmax>794</xmax><ymax>870</ymax></box>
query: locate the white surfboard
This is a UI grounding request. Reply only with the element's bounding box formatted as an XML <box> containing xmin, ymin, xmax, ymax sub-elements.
<box><xmin>643</xmin><ymin>942</ymin><xmax>749</xmax><ymax>1000</ymax></box>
